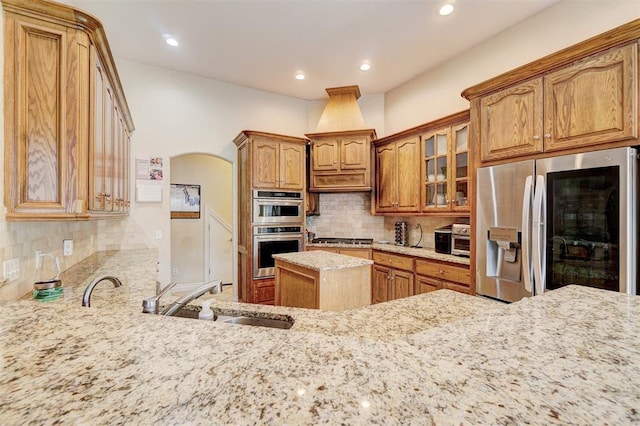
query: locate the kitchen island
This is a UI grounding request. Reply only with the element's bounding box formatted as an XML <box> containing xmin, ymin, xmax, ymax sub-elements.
<box><xmin>1</xmin><ymin>249</ymin><xmax>639</xmax><ymax>424</ymax></box>
<box><xmin>273</xmin><ymin>250</ymin><xmax>373</xmax><ymax>311</ymax></box>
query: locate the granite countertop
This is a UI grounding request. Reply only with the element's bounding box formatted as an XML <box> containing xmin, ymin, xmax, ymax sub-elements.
<box><xmin>2</xmin><ymin>250</ymin><xmax>640</xmax><ymax>424</ymax></box>
<box><xmin>273</xmin><ymin>250</ymin><xmax>373</xmax><ymax>271</ymax></box>
<box><xmin>306</xmin><ymin>241</ymin><xmax>470</xmax><ymax>265</ymax></box>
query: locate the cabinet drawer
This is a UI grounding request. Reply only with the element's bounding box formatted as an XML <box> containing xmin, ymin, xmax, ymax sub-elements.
<box><xmin>443</xmin><ymin>281</ymin><xmax>471</xmax><ymax>294</ymax></box>
<box><xmin>372</xmin><ymin>251</ymin><xmax>414</xmax><ymax>271</ymax></box>
<box><xmin>415</xmin><ymin>259</ymin><xmax>470</xmax><ymax>285</ymax></box>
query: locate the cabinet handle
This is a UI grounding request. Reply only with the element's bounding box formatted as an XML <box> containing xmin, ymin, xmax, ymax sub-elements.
<box><xmin>533</xmin><ymin>135</ymin><xmax>540</xmax><ymax>140</ymax></box>
<box><xmin>544</xmin><ymin>133</ymin><xmax>552</xmax><ymax>139</ymax></box>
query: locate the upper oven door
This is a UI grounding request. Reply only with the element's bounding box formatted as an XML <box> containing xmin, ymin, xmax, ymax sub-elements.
<box><xmin>253</xmin><ymin>198</ymin><xmax>303</xmax><ymax>224</ymax></box>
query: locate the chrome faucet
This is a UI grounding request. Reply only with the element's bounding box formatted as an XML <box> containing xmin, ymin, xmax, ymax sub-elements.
<box><xmin>82</xmin><ymin>276</ymin><xmax>123</xmax><ymax>307</ymax></box>
<box><xmin>143</xmin><ymin>281</ymin><xmax>222</xmax><ymax>316</ymax></box>
<box><xmin>142</xmin><ymin>281</ymin><xmax>178</xmax><ymax>314</ymax></box>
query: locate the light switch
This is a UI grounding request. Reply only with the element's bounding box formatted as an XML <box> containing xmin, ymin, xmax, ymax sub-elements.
<box><xmin>63</xmin><ymin>239</ymin><xmax>73</xmax><ymax>256</ymax></box>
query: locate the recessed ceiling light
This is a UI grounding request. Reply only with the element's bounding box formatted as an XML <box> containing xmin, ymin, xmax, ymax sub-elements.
<box><xmin>295</xmin><ymin>72</ymin><xmax>305</xmax><ymax>80</ymax></box>
<box><xmin>162</xmin><ymin>34</ymin><xmax>179</xmax><ymax>47</ymax></box>
<box><xmin>439</xmin><ymin>3</ymin><xmax>454</xmax><ymax>16</ymax></box>
<box><xmin>360</xmin><ymin>63</ymin><xmax>371</xmax><ymax>71</ymax></box>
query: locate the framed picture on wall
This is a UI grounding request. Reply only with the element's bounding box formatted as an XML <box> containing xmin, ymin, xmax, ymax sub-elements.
<box><xmin>170</xmin><ymin>184</ymin><xmax>201</xmax><ymax>219</ymax></box>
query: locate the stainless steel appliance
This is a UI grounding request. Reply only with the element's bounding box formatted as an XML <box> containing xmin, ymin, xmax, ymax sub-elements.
<box><xmin>252</xmin><ymin>190</ymin><xmax>303</xmax><ymax>224</ymax></box>
<box><xmin>476</xmin><ymin>147</ymin><xmax>637</xmax><ymax>303</ymax></box>
<box><xmin>311</xmin><ymin>237</ymin><xmax>373</xmax><ymax>245</ymax></box>
<box><xmin>253</xmin><ymin>225</ymin><xmax>304</xmax><ymax>279</ymax></box>
<box><xmin>434</xmin><ymin>225</ymin><xmax>452</xmax><ymax>254</ymax></box>
<box><xmin>451</xmin><ymin>224</ymin><xmax>470</xmax><ymax>257</ymax></box>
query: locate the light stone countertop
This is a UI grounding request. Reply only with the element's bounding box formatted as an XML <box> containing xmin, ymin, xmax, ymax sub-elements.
<box><xmin>307</xmin><ymin>241</ymin><xmax>471</xmax><ymax>265</ymax></box>
<box><xmin>2</xmin><ymin>249</ymin><xmax>640</xmax><ymax>424</ymax></box>
<box><xmin>273</xmin><ymin>250</ymin><xmax>373</xmax><ymax>271</ymax></box>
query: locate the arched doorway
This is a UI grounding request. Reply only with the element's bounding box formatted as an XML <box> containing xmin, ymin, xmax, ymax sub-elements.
<box><xmin>169</xmin><ymin>153</ymin><xmax>233</xmax><ymax>298</ymax></box>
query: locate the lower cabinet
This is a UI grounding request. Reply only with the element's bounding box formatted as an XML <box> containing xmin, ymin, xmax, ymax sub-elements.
<box><xmin>415</xmin><ymin>258</ymin><xmax>471</xmax><ymax>294</ymax></box>
<box><xmin>371</xmin><ymin>251</ymin><xmax>415</xmax><ymax>304</ymax></box>
<box><xmin>307</xmin><ymin>246</ymin><xmax>371</xmax><ymax>259</ymax></box>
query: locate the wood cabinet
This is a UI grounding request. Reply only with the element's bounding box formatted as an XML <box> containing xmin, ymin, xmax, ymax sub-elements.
<box><xmin>89</xmin><ymin>52</ymin><xmax>132</xmax><ymax>214</ymax></box>
<box><xmin>3</xmin><ymin>0</ymin><xmax>134</xmax><ymax>221</ymax></box>
<box><xmin>371</xmin><ymin>250</ymin><xmax>414</xmax><ymax>304</ymax></box>
<box><xmin>306</xmin><ymin>129</ymin><xmax>376</xmax><ymax>192</ymax></box>
<box><xmin>415</xmin><ymin>258</ymin><xmax>471</xmax><ymax>295</ymax></box>
<box><xmin>374</xmin><ymin>137</ymin><xmax>420</xmax><ymax>213</ymax></box>
<box><xmin>274</xmin><ymin>253</ymin><xmax>371</xmax><ymax>311</ymax></box>
<box><xmin>307</xmin><ymin>246</ymin><xmax>371</xmax><ymax>259</ymax></box>
<box><xmin>252</xmin><ymin>138</ymin><xmax>306</xmax><ymax>190</ymax></box>
<box><xmin>234</xmin><ymin>130</ymin><xmax>308</xmax><ymax>305</ymax></box>
<box><xmin>469</xmin><ymin>42</ymin><xmax>638</xmax><ymax>163</ymax></box>
<box><xmin>372</xmin><ymin>110</ymin><xmax>470</xmax><ymax>216</ymax></box>
<box><xmin>422</xmin><ymin>120</ymin><xmax>470</xmax><ymax>213</ymax></box>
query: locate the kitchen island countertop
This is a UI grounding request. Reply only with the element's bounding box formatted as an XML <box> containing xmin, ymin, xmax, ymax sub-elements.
<box><xmin>273</xmin><ymin>250</ymin><xmax>373</xmax><ymax>271</ymax></box>
<box><xmin>2</xmin><ymin>249</ymin><xmax>639</xmax><ymax>424</ymax></box>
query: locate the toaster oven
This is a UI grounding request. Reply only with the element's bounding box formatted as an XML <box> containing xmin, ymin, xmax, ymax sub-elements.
<box><xmin>451</xmin><ymin>223</ymin><xmax>471</xmax><ymax>257</ymax></box>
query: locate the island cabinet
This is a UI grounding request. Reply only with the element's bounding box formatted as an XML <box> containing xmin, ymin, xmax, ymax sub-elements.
<box><xmin>306</xmin><ymin>129</ymin><xmax>376</xmax><ymax>192</ymax></box>
<box><xmin>415</xmin><ymin>258</ymin><xmax>471</xmax><ymax>295</ymax></box>
<box><xmin>306</xmin><ymin>246</ymin><xmax>371</xmax><ymax>260</ymax></box>
<box><xmin>374</xmin><ymin>136</ymin><xmax>421</xmax><ymax>214</ymax></box>
<box><xmin>371</xmin><ymin>251</ymin><xmax>414</xmax><ymax>304</ymax></box>
<box><xmin>274</xmin><ymin>251</ymin><xmax>372</xmax><ymax>311</ymax></box>
<box><xmin>464</xmin><ymin>35</ymin><xmax>639</xmax><ymax>164</ymax></box>
<box><xmin>3</xmin><ymin>0</ymin><xmax>134</xmax><ymax>221</ymax></box>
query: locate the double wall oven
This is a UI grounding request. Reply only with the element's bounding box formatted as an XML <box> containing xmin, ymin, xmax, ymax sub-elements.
<box><xmin>251</xmin><ymin>190</ymin><xmax>304</xmax><ymax>279</ymax></box>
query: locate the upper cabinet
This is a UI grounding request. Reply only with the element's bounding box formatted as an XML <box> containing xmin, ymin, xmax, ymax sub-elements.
<box><xmin>3</xmin><ymin>0</ymin><xmax>134</xmax><ymax>221</ymax></box>
<box><xmin>463</xmin><ymin>22</ymin><xmax>640</xmax><ymax>164</ymax></box>
<box><xmin>374</xmin><ymin>136</ymin><xmax>421</xmax><ymax>213</ymax></box>
<box><xmin>306</xmin><ymin>129</ymin><xmax>376</xmax><ymax>192</ymax></box>
<box><xmin>373</xmin><ymin>110</ymin><xmax>470</xmax><ymax>216</ymax></box>
<box><xmin>251</xmin><ymin>138</ymin><xmax>306</xmax><ymax>190</ymax></box>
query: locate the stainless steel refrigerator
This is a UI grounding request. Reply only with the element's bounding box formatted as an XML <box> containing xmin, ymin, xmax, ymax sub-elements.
<box><xmin>476</xmin><ymin>147</ymin><xmax>637</xmax><ymax>303</ymax></box>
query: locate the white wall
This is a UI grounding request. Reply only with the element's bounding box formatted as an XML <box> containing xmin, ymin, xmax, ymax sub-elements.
<box><xmin>113</xmin><ymin>59</ymin><xmax>314</xmax><ymax>284</ymax></box>
<box><xmin>384</xmin><ymin>0</ymin><xmax>640</xmax><ymax>134</ymax></box>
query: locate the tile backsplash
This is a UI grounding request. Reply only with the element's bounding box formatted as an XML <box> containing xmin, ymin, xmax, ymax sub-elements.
<box><xmin>306</xmin><ymin>192</ymin><xmax>466</xmax><ymax>247</ymax></box>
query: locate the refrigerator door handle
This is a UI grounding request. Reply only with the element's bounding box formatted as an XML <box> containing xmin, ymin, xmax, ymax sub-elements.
<box><xmin>521</xmin><ymin>175</ymin><xmax>533</xmax><ymax>293</ymax></box>
<box><xmin>532</xmin><ymin>175</ymin><xmax>546</xmax><ymax>295</ymax></box>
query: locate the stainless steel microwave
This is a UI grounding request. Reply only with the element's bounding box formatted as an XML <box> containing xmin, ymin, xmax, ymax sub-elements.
<box><xmin>252</xmin><ymin>190</ymin><xmax>303</xmax><ymax>224</ymax></box>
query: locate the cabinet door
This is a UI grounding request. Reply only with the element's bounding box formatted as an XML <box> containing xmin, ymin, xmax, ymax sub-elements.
<box><xmin>443</xmin><ymin>281</ymin><xmax>471</xmax><ymax>294</ymax></box>
<box><xmin>252</xmin><ymin>139</ymin><xmax>279</xmax><ymax>188</ymax></box>
<box><xmin>415</xmin><ymin>276</ymin><xmax>442</xmax><ymax>295</ymax></box>
<box><xmin>5</xmin><ymin>16</ymin><xmax>72</xmax><ymax>215</ymax></box>
<box><xmin>103</xmin><ymin>84</ymin><xmax>115</xmax><ymax>211</ymax></box>
<box><xmin>89</xmin><ymin>53</ymin><xmax>105</xmax><ymax>211</ymax></box>
<box><xmin>312</xmin><ymin>139</ymin><xmax>340</xmax><ymax>172</ymax></box>
<box><xmin>372</xmin><ymin>265</ymin><xmax>391</xmax><ymax>304</ymax></box>
<box><xmin>422</xmin><ymin>128</ymin><xmax>451</xmax><ymax>211</ymax></box>
<box><xmin>451</xmin><ymin>122</ymin><xmax>470</xmax><ymax>212</ymax></box>
<box><xmin>480</xmin><ymin>78</ymin><xmax>543</xmax><ymax>162</ymax></box>
<box><xmin>279</xmin><ymin>142</ymin><xmax>305</xmax><ymax>190</ymax></box>
<box><xmin>544</xmin><ymin>44</ymin><xmax>637</xmax><ymax>152</ymax></box>
<box><xmin>340</xmin><ymin>137</ymin><xmax>368</xmax><ymax>170</ymax></box>
<box><xmin>395</xmin><ymin>137</ymin><xmax>420</xmax><ymax>212</ymax></box>
<box><xmin>375</xmin><ymin>144</ymin><xmax>397</xmax><ymax>212</ymax></box>
<box><xmin>391</xmin><ymin>269</ymin><xmax>414</xmax><ymax>300</ymax></box>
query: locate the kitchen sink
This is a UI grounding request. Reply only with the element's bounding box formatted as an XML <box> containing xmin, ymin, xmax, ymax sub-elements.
<box><xmin>167</xmin><ymin>306</ymin><xmax>294</xmax><ymax>329</ymax></box>
<box><xmin>215</xmin><ymin>315</ymin><xmax>294</xmax><ymax>329</ymax></box>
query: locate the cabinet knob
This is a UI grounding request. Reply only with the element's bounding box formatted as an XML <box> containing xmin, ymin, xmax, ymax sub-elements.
<box><xmin>104</xmin><ymin>193</ymin><xmax>111</xmax><ymax>199</ymax></box>
<box><xmin>544</xmin><ymin>133</ymin><xmax>552</xmax><ymax>139</ymax></box>
<box><xmin>439</xmin><ymin>269</ymin><xmax>444</xmax><ymax>275</ymax></box>
<box><xmin>533</xmin><ymin>135</ymin><xmax>540</xmax><ymax>140</ymax></box>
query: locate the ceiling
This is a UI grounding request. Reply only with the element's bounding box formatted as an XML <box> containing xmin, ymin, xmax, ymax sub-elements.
<box><xmin>68</xmin><ymin>0</ymin><xmax>560</xmax><ymax>100</ymax></box>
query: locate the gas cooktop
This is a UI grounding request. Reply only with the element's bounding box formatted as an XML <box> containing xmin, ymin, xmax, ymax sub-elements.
<box><xmin>311</xmin><ymin>237</ymin><xmax>374</xmax><ymax>245</ymax></box>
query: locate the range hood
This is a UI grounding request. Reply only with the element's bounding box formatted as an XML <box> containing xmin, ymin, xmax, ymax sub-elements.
<box><xmin>315</xmin><ymin>85</ymin><xmax>366</xmax><ymax>132</ymax></box>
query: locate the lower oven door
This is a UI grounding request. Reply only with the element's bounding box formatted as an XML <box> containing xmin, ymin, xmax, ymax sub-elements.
<box><xmin>253</xmin><ymin>232</ymin><xmax>303</xmax><ymax>279</ymax></box>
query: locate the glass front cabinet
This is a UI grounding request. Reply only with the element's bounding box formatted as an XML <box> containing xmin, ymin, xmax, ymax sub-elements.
<box><xmin>421</xmin><ymin>120</ymin><xmax>469</xmax><ymax>214</ymax></box>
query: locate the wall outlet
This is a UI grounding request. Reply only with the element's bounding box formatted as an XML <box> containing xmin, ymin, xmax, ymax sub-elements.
<box><xmin>155</xmin><ymin>230</ymin><xmax>163</xmax><ymax>240</ymax></box>
<box><xmin>172</xmin><ymin>267</ymin><xmax>178</xmax><ymax>276</ymax></box>
<box><xmin>63</xmin><ymin>239</ymin><xmax>73</xmax><ymax>256</ymax></box>
<box><xmin>2</xmin><ymin>258</ymin><xmax>20</xmax><ymax>282</ymax></box>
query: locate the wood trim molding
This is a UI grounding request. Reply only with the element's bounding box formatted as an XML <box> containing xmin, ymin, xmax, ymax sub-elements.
<box><xmin>233</xmin><ymin>130</ymin><xmax>309</xmax><ymax>147</ymax></box>
<box><xmin>462</xmin><ymin>18</ymin><xmax>640</xmax><ymax>100</ymax></box>
<box><xmin>373</xmin><ymin>110</ymin><xmax>470</xmax><ymax>146</ymax></box>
